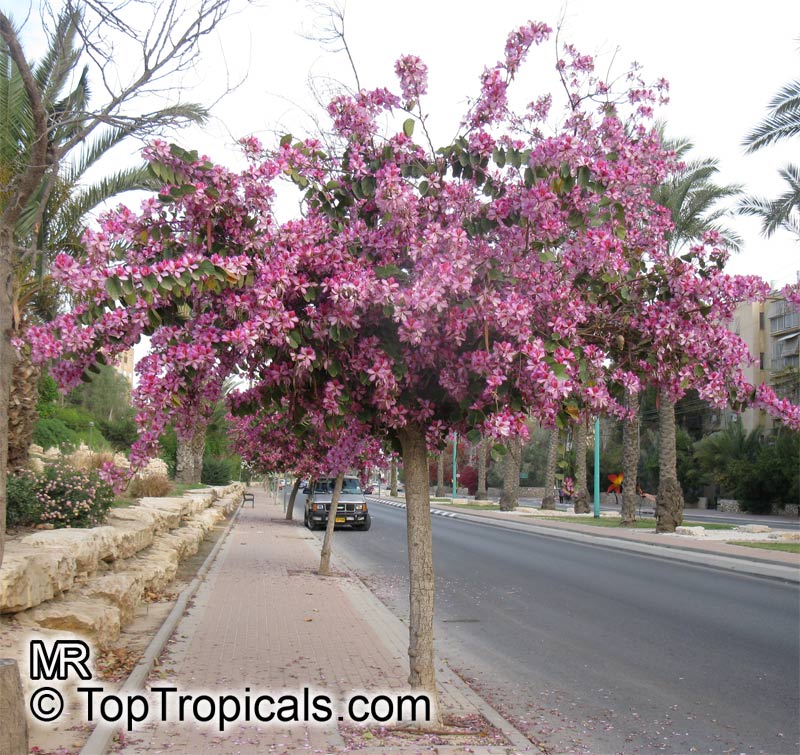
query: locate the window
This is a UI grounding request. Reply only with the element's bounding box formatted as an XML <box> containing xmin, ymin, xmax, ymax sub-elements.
<box><xmin>759</xmin><ymin>352</ymin><xmax>765</xmax><ymax>370</ymax></box>
<box><xmin>759</xmin><ymin>312</ymin><xmax>765</xmax><ymax>330</ymax></box>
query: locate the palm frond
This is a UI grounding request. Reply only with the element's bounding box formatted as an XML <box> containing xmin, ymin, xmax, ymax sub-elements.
<box><xmin>744</xmin><ymin>107</ymin><xmax>800</xmax><ymax>152</ymax></box>
<box><xmin>59</xmin><ymin>165</ymin><xmax>157</xmax><ymax>232</ymax></box>
<box><xmin>768</xmin><ymin>79</ymin><xmax>800</xmax><ymax>116</ymax></box>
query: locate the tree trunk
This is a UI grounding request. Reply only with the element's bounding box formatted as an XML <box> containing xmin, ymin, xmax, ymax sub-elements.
<box><xmin>540</xmin><ymin>428</ymin><xmax>559</xmax><ymax>510</ymax></box>
<box><xmin>620</xmin><ymin>391</ymin><xmax>640</xmax><ymax>526</ymax></box>
<box><xmin>175</xmin><ymin>424</ymin><xmax>206</xmax><ymax>484</ymax></box>
<box><xmin>7</xmin><ymin>346</ymin><xmax>41</xmax><ymax>469</ymax></box>
<box><xmin>498</xmin><ymin>437</ymin><xmax>520</xmax><ymax>510</ymax></box>
<box><xmin>435</xmin><ymin>450</ymin><xmax>445</xmax><ymax>497</ymax></box>
<box><xmin>397</xmin><ymin>423</ymin><xmax>442</xmax><ymax>727</ymax></box>
<box><xmin>0</xmin><ymin>231</ymin><xmax>16</xmax><ymax>571</ymax></box>
<box><xmin>656</xmin><ymin>395</ymin><xmax>684</xmax><ymax>533</ymax></box>
<box><xmin>190</xmin><ymin>424</ymin><xmax>206</xmax><ymax>482</ymax></box>
<box><xmin>285</xmin><ymin>477</ymin><xmax>302</xmax><ymax>520</ymax></box>
<box><xmin>390</xmin><ymin>457</ymin><xmax>398</xmax><ymax>497</ymax></box>
<box><xmin>0</xmin><ymin>659</ymin><xmax>27</xmax><ymax>755</ymax></box>
<box><xmin>573</xmin><ymin>420</ymin><xmax>590</xmax><ymax>513</ymax></box>
<box><xmin>318</xmin><ymin>472</ymin><xmax>344</xmax><ymax>576</ymax></box>
<box><xmin>475</xmin><ymin>438</ymin><xmax>487</xmax><ymax>500</ymax></box>
<box><xmin>0</xmin><ymin>234</ymin><xmax>26</xmax><ymax>754</ymax></box>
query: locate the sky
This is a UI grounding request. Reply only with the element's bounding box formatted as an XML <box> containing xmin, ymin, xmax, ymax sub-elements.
<box><xmin>11</xmin><ymin>0</ymin><xmax>800</xmax><ymax>285</ymax></box>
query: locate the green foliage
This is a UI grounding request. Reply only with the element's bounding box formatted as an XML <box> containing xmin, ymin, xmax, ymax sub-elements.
<box><xmin>201</xmin><ymin>457</ymin><xmax>232</xmax><ymax>485</ymax></box>
<box><xmin>37</xmin><ymin>372</ymin><xmax>59</xmax><ymax>406</ymax></box>
<box><xmin>32</xmin><ymin>417</ymin><xmax>79</xmax><ymax>450</ymax></box>
<box><xmin>5</xmin><ymin>463</ymin><xmax>115</xmax><ymax>528</ymax></box>
<box><xmin>159</xmin><ymin>425</ymin><xmax>178</xmax><ymax>476</ymax></box>
<box><xmin>99</xmin><ymin>416</ymin><xmax>139</xmax><ymax>450</ymax></box>
<box><xmin>6</xmin><ymin>470</ymin><xmax>42</xmax><ymax>527</ymax></box>
<box><xmin>693</xmin><ymin>425</ymin><xmax>799</xmax><ymax>513</ymax></box>
<box><xmin>67</xmin><ymin>364</ymin><xmax>132</xmax><ymax>423</ymax></box>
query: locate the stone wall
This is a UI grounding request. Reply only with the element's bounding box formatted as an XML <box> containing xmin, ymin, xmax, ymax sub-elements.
<box><xmin>0</xmin><ymin>484</ymin><xmax>244</xmax><ymax>647</ymax></box>
<box><xmin>717</xmin><ymin>498</ymin><xmax>742</xmax><ymax>513</ymax></box>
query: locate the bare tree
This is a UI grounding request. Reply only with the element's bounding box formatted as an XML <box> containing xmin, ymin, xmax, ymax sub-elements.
<box><xmin>0</xmin><ymin>6</ymin><xmax>236</xmax><ymax>747</ymax></box>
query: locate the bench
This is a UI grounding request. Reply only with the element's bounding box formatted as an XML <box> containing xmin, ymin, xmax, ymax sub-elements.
<box><xmin>242</xmin><ymin>492</ymin><xmax>255</xmax><ymax>507</ymax></box>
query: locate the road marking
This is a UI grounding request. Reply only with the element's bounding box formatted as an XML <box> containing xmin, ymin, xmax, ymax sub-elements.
<box><xmin>367</xmin><ymin>497</ymin><xmax>459</xmax><ymax>519</ymax></box>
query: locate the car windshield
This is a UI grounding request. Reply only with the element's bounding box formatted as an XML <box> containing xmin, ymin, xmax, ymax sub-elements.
<box><xmin>314</xmin><ymin>478</ymin><xmax>362</xmax><ymax>494</ymax></box>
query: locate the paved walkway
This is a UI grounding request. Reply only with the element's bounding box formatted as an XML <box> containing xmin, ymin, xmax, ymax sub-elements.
<box><xmin>118</xmin><ymin>488</ymin><xmax>528</xmax><ymax>755</ymax></box>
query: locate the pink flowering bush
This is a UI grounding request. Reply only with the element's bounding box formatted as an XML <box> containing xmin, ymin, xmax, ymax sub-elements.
<box><xmin>5</xmin><ymin>463</ymin><xmax>116</xmax><ymax>528</ymax></box>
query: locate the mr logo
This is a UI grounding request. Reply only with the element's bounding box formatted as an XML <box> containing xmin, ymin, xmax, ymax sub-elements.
<box><xmin>29</xmin><ymin>639</ymin><xmax>92</xmax><ymax>681</ymax></box>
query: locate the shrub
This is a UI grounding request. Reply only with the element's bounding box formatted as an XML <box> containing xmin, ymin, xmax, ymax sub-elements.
<box><xmin>201</xmin><ymin>457</ymin><xmax>232</xmax><ymax>485</ymax></box>
<box><xmin>32</xmin><ymin>417</ymin><xmax>79</xmax><ymax>451</ymax></box>
<box><xmin>6</xmin><ymin>470</ymin><xmax>43</xmax><ymax>527</ymax></box>
<box><xmin>127</xmin><ymin>474</ymin><xmax>173</xmax><ymax>498</ymax></box>
<box><xmin>36</xmin><ymin>462</ymin><xmax>115</xmax><ymax>527</ymax></box>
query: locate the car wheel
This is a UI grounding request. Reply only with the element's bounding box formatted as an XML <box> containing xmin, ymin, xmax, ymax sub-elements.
<box><xmin>356</xmin><ymin>513</ymin><xmax>371</xmax><ymax>531</ymax></box>
<box><xmin>304</xmin><ymin>511</ymin><xmax>311</xmax><ymax>529</ymax></box>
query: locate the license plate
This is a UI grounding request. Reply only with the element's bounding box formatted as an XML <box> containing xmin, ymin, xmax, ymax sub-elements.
<box><xmin>335</xmin><ymin>517</ymin><xmax>346</xmax><ymax>523</ymax></box>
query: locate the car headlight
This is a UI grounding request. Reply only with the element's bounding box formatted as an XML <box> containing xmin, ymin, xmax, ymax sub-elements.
<box><xmin>314</xmin><ymin>503</ymin><xmax>326</xmax><ymax>511</ymax></box>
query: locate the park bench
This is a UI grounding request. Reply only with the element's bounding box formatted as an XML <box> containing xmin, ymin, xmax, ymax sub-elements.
<box><xmin>242</xmin><ymin>492</ymin><xmax>255</xmax><ymax>507</ymax></box>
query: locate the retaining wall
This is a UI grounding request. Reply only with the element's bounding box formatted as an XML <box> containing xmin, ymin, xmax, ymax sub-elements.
<box><xmin>0</xmin><ymin>484</ymin><xmax>244</xmax><ymax>646</ymax></box>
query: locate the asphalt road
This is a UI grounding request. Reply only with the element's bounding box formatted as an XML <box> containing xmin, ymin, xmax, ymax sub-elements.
<box><xmin>309</xmin><ymin>500</ymin><xmax>800</xmax><ymax>755</ymax></box>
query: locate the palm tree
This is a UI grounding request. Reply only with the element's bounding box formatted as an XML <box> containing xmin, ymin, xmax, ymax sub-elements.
<box><xmin>540</xmin><ymin>427</ymin><xmax>560</xmax><ymax>510</ymax></box>
<box><xmin>738</xmin><ymin>164</ymin><xmax>800</xmax><ymax>239</ymax></box>
<box><xmin>499</xmin><ymin>437</ymin><xmax>520</xmax><ymax>510</ymax></box>
<box><xmin>572</xmin><ymin>418</ymin><xmax>590</xmax><ymax>513</ymax></box>
<box><xmin>738</xmin><ymin>57</ymin><xmax>800</xmax><ymax>238</ymax></box>
<box><xmin>2</xmin><ymin>8</ymin><xmax>205</xmax><ymax>469</ymax></box>
<box><xmin>651</xmin><ymin>134</ymin><xmax>742</xmax><ymax>532</ymax></box>
<box><xmin>619</xmin><ymin>389</ymin><xmax>640</xmax><ymax>526</ymax></box>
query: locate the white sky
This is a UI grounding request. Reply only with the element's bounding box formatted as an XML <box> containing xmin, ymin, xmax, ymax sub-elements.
<box><xmin>12</xmin><ymin>0</ymin><xmax>800</xmax><ymax>285</ymax></box>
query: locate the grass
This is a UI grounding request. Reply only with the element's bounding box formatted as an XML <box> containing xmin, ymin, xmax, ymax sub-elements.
<box><xmin>538</xmin><ymin>516</ymin><xmax>735</xmax><ymax>530</ymax></box>
<box><xmin>440</xmin><ymin>502</ymin><xmax>501</xmax><ymax>510</ymax></box>
<box><xmin>729</xmin><ymin>541</ymin><xmax>800</xmax><ymax>554</ymax></box>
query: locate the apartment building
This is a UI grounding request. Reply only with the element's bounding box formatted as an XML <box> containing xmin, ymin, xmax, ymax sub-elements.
<box><xmin>732</xmin><ymin>291</ymin><xmax>800</xmax><ymax>433</ymax></box>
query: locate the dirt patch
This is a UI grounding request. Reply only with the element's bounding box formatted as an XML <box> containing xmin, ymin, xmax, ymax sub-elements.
<box><xmin>340</xmin><ymin>713</ymin><xmax>511</xmax><ymax>750</ymax></box>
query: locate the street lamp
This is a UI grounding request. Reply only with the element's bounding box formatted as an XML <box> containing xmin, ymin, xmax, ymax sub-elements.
<box><xmin>593</xmin><ymin>417</ymin><xmax>600</xmax><ymax>518</ymax></box>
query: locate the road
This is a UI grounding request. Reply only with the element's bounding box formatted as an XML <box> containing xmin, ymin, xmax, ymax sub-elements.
<box><xmin>304</xmin><ymin>499</ymin><xmax>800</xmax><ymax>755</ymax></box>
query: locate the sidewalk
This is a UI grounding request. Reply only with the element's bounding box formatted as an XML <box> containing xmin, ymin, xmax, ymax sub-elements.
<box><xmin>116</xmin><ymin>488</ymin><xmax>531</xmax><ymax>755</ymax></box>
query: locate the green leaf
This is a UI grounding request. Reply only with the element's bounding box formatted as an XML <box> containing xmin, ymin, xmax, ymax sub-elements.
<box><xmin>105</xmin><ymin>278</ymin><xmax>123</xmax><ymax>300</ymax></box>
<box><xmin>490</xmin><ymin>444</ymin><xmax>507</xmax><ymax>462</ymax></box>
<box><xmin>375</xmin><ymin>265</ymin><xmax>402</xmax><ymax>280</ymax></box>
<box><xmin>466</xmin><ymin>429</ymin><xmax>482</xmax><ymax>444</ymax></box>
<box><xmin>492</xmin><ymin>148</ymin><xmax>506</xmax><ymax>168</ymax></box>
<box><xmin>419</xmin><ymin>180</ymin><xmax>429</xmax><ymax>196</ymax></box>
<box><xmin>280</xmin><ymin>133</ymin><xmax>293</xmax><ymax>146</ymax></box>
<box><xmin>403</xmin><ymin>118</ymin><xmax>415</xmax><ymax>138</ymax></box>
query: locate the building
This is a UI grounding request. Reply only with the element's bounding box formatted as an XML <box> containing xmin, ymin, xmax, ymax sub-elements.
<box><xmin>114</xmin><ymin>348</ymin><xmax>135</xmax><ymax>387</ymax></box>
<box><xmin>731</xmin><ymin>292</ymin><xmax>799</xmax><ymax>433</ymax></box>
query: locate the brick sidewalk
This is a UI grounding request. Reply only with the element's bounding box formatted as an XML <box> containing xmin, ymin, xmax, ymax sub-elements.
<box><xmin>118</xmin><ymin>488</ymin><xmax>528</xmax><ymax>755</ymax></box>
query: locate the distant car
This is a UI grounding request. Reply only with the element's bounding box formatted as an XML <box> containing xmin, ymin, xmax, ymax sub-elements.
<box><xmin>304</xmin><ymin>476</ymin><xmax>371</xmax><ymax>531</ymax></box>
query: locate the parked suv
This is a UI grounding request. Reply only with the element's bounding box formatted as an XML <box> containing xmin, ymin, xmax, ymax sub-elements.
<box><xmin>304</xmin><ymin>476</ymin><xmax>371</xmax><ymax>531</ymax></box>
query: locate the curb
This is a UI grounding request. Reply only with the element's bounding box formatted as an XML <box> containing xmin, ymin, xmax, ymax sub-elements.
<box><xmin>328</xmin><ymin>536</ymin><xmax>535</xmax><ymax>753</ymax></box>
<box><xmin>79</xmin><ymin>499</ymin><xmax>244</xmax><ymax>755</ymax></box>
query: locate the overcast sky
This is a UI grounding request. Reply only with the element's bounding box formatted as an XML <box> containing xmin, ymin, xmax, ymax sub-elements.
<box><xmin>14</xmin><ymin>0</ymin><xmax>800</xmax><ymax>285</ymax></box>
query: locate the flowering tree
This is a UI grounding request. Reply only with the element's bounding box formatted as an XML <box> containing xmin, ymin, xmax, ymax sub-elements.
<box><xmin>27</xmin><ymin>21</ymin><xmax>800</xmax><ymax>724</ymax></box>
